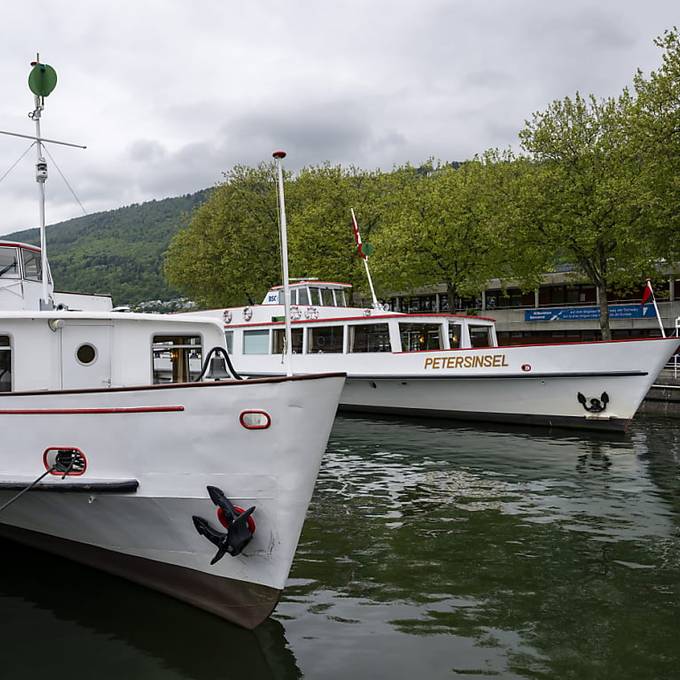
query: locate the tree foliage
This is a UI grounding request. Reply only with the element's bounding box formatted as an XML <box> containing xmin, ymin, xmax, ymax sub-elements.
<box><xmin>165</xmin><ymin>164</ymin><xmax>280</xmax><ymax>307</ymax></box>
<box><xmin>370</xmin><ymin>158</ymin><xmax>518</xmax><ymax>306</ymax></box>
<box><xmin>513</xmin><ymin>91</ymin><xmax>651</xmax><ymax>339</ymax></box>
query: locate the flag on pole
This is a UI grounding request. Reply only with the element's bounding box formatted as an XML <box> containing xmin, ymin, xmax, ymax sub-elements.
<box><xmin>641</xmin><ymin>279</ymin><xmax>667</xmax><ymax>338</ymax></box>
<box><xmin>350</xmin><ymin>208</ymin><xmax>367</xmax><ymax>259</ymax></box>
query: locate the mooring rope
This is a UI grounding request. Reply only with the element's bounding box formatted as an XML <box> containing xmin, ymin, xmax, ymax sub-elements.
<box><xmin>0</xmin><ymin>458</ymin><xmax>75</xmax><ymax>515</ymax></box>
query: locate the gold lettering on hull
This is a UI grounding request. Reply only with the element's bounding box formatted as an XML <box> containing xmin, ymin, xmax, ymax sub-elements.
<box><xmin>423</xmin><ymin>354</ymin><xmax>509</xmax><ymax>370</ymax></box>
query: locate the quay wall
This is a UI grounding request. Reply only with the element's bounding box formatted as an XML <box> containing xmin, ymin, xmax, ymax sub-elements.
<box><xmin>640</xmin><ymin>368</ymin><xmax>680</xmax><ymax>417</ymax></box>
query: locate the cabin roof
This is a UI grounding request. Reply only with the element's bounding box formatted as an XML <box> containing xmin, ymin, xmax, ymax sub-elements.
<box><xmin>0</xmin><ymin>309</ymin><xmax>224</xmax><ymax>327</ymax></box>
<box><xmin>0</xmin><ymin>240</ymin><xmax>41</xmax><ymax>252</ymax></box>
<box><xmin>269</xmin><ymin>281</ymin><xmax>352</xmax><ymax>290</ymax></box>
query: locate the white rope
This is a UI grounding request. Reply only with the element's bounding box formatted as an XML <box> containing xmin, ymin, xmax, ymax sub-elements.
<box><xmin>0</xmin><ymin>142</ymin><xmax>35</xmax><ymax>185</ymax></box>
<box><xmin>43</xmin><ymin>145</ymin><xmax>87</xmax><ymax>216</ymax></box>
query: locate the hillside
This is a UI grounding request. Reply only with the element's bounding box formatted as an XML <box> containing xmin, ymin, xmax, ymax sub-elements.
<box><xmin>3</xmin><ymin>189</ymin><xmax>211</xmax><ymax>305</ymax></box>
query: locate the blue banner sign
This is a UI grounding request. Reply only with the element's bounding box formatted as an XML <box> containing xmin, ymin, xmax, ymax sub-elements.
<box><xmin>525</xmin><ymin>304</ymin><xmax>657</xmax><ymax>322</ymax></box>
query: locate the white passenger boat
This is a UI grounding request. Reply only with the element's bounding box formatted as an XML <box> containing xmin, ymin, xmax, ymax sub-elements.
<box><xmin>185</xmin><ymin>280</ymin><xmax>679</xmax><ymax>432</ymax></box>
<box><xmin>0</xmin><ymin>62</ymin><xmax>344</xmax><ymax>629</ymax></box>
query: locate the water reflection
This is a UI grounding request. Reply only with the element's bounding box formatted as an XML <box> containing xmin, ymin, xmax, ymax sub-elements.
<box><xmin>279</xmin><ymin>415</ymin><xmax>680</xmax><ymax>679</ymax></box>
<box><xmin>0</xmin><ymin>540</ymin><xmax>301</xmax><ymax>680</ymax></box>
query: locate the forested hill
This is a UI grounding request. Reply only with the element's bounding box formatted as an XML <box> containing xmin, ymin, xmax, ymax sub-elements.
<box><xmin>3</xmin><ymin>189</ymin><xmax>211</xmax><ymax>305</ymax></box>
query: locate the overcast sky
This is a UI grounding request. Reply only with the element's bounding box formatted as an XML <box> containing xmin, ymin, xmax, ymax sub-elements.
<box><xmin>0</xmin><ymin>0</ymin><xmax>677</xmax><ymax>235</ymax></box>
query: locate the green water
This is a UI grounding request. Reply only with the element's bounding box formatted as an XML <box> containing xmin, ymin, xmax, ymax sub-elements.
<box><xmin>1</xmin><ymin>415</ymin><xmax>679</xmax><ymax>679</ymax></box>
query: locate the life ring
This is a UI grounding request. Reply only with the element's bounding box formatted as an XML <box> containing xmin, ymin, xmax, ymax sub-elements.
<box><xmin>217</xmin><ymin>506</ymin><xmax>256</xmax><ymax>534</ymax></box>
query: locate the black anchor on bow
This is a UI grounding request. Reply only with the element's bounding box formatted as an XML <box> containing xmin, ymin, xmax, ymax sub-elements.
<box><xmin>192</xmin><ymin>486</ymin><xmax>256</xmax><ymax>564</ymax></box>
<box><xmin>577</xmin><ymin>391</ymin><xmax>610</xmax><ymax>413</ymax></box>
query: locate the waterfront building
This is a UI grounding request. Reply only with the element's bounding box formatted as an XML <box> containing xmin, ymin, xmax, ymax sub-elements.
<box><xmin>378</xmin><ymin>268</ymin><xmax>680</xmax><ymax>344</ymax></box>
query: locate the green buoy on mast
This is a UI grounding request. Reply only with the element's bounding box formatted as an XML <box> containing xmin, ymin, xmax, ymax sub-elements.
<box><xmin>28</xmin><ymin>60</ymin><xmax>57</xmax><ymax>98</ymax></box>
<box><xmin>28</xmin><ymin>54</ymin><xmax>56</xmax><ymax>309</ymax></box>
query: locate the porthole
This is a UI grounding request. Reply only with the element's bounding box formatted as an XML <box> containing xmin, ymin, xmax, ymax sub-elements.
<box><xmin>76</xmin><ymin>343</ymin><xmax>97</xmax><ymax>365</ymax></box>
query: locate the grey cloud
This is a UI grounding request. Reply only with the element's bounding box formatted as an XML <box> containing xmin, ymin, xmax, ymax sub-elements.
<box><xmin>128</xmin><ymin>140</ymin><xmax>167</xmax><ymax>163</ymax></box>
<box><xmin>0</xmin><ymin>0</ymin><xmax>678</xmax><ymax>235</ymax></box>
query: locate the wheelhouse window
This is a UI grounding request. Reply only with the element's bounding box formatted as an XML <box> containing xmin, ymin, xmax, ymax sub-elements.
<box><xmin>243</xmin><ymin>329</ymin><xmax>270</xmax><ymax>354</ymax></box>
<box><xmin>322</xmin><ymin>288</ymin><xmax>335</xmax><ymax>306</ymax></box>
<box><xmin>308</xmin><ymin>326</ymin><xmax>344</xmax><ymax>353</ymax></box>
<box><xmin>0</xmin><ymin>247</ymin><xmax>19</xmax><ymax>279</ymax></box>
<box><xmin>152</xmin><ymin>335</ymin><xmax>202</xmax><ymax>384</ymax></box>
<box><xmin>469</xmin><ymin>325</ymin><xmax>493</xmax><ymax>348</ymax></box>
<box><xmin>224</xmin><ymin>331</ymin><xmax>233</xmax><ymax>354</ymax></box>
<box><xmin>449</xmin><ymin>322</ymin><xmax>462</xmax><ymax>349</ymax></box>
<box><xmin>309</xmin><ymin>287</ymin><xmax>322</xmax><ymax>305</ymax></box>
<box><xmin>21</xmin><ymin>249</ymin><xmax>43</xmax><ymax>281</ymax></box>
<box><xmin>0</xmin><ymin>336</ymin><xmax>11</xmax><ymax>392</ymax></box>
<box><xmin>399</xmin><ymin>323</ymin><xmax>442</xmax><ymax>352</ymax></box>
<box><xmin>298</xmin><ymin>288</ymin><xmax>310</xmax><ymax>306</ymax></box>
<box><xmin>273</xmin><ymin>328</ymin><xmax>303</xmax><ymax>353</ymax></box>
<box><xmin>349</xmin><ymin>323</ymin><xmax>391</xmax><ymax>352</ymax></box>
<box><xmin>335</xmin><ymin>289</ymin><xmax>347</xmax><ymax>306</ymax></box>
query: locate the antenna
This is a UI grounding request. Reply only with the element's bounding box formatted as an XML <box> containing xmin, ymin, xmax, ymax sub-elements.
<box><xmin>273</xmin><ymin>150</ymin><xmax>293</xmax><ymax>376</ymax></box>
<box><xmin>0</xmin><ymin>55</ymin><xmax>86</xmax><ymax>310</ymax></box>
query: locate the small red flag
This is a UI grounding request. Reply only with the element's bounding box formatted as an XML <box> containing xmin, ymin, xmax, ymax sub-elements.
<box><xmin>351</xmin><ymin>209</ymin><xmax>367</xmax><ymax>259</ymax></box>
<box><xmin>641</xmin><ymin>281</ymin><xmax>653</xmax><ymax>305</ymax></box>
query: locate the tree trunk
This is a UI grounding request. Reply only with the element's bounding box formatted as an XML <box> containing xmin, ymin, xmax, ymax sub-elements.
<box><xmin>597</xmin><ymin>281</ymin><xmax>611</xmax><ymax>341</ymax></box>
<box><xmin>446</xmin><ymin>283</ymin><xmax>457</xmax><ymax>312</ymax></box>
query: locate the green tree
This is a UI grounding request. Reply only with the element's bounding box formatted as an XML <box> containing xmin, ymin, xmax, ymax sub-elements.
<box><xmin>516</xmin><ymin>92</ymin><xmax>652</xmax><ymax>340</ymax></box>
<box><xmin>370</xmin><ymin>159</ymin><xmax>510</xmax><ymax>310</ymax></box>
<box><xmin>631</xmin><ymin>28</ymin><xmax>680</xmax><ymax>265</ymax></box>
<box><xmin>287</xmin><ymin>165</ymin><xmax>386</xmax><ymax>293</ymax></box>
<box><xmin>165</xmin><ymin>164</ymin><xmax>280</xmax><ymax>307</ymax></box>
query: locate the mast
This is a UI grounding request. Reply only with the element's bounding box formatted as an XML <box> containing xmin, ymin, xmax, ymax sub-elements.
<box><xmin>31</xmin><ymin>63</ymin><xmax>49</xmax><ymax>306</ymax></box>
<box><xmin>0</xmin><ymin>56</ymin><xmax>86</xmax><ymax>309</ymax></box>
<box><xmin>273</xmin><ymin>150</ymin><xmax>293</xmax><ymax>376</ymax></box>
<box><xmin>27</xmin><ymin>54</ymin><xmax>58</xmax><ymax>309</ymax></box>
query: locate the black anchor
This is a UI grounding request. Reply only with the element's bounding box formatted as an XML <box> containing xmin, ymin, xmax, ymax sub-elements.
<box><xmin>577</xmin><ymin>391</ymin><xmax>610</xmax><ymax>413</ymax></box>
<box><xmin>192</xmin><ymin>486</ymin><xmax>256</xmax><ymax>564</ymax></box>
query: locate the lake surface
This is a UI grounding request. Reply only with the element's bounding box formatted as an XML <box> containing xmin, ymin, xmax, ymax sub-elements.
<box><xmin>1</xmin><ymin>414</ymin><xmax>679</xmax><ymax>679</ymax></box>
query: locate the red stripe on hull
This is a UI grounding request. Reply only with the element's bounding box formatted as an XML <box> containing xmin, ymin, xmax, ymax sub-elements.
<box><xmin>0</xmin><ymin>405</ymin><xmax>185</xmax><ymax>415</ymax></box>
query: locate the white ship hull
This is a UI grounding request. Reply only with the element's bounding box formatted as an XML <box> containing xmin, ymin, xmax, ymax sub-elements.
<box><xmin>237</xmin><ymin>338</ymin><xmax>679</xmax><ymax>431</ymax></box>
<box><xmin>0</xmin><ymin>373</ymin><xmax>345</xmax><ymax>628</ymax></box>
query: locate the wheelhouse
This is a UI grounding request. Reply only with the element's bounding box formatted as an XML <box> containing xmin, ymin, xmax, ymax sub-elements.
<box><xmin>262</xmin><ymin>281</ymin><xmax>352</xmax><ymax>308</ymax></box>
<box><xmin>0</xmin><ymin>241</ymin><xmax>52</xmax><ymax>311</ymax></box>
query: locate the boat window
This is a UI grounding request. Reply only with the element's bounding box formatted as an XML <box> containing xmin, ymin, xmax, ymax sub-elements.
<box><xmin>308</xmin><ymin>326</ymin><xmax>344</xmax><ymax>353</ymax></box>
<box><xmin>0</xmin><ymin>247</ymin><xmax>19</xmax><ymax>279</ymax></box>
<box><xmin>273</xmin><ymin>328</ymin><xmax>303</xmax><ymax>354</ymax></box>
<box><xmin>290</xmin><ymin>289</ymin><xmax>298</xmax><ymax>305</ymax></box>
<box><xmin>349</xmin><ymin>323</ymin><xmax>391</xmax><ymax>352</ymax></box>
<box><xmin>335</xmin><ymin>289</ymin><xmax>347</xmax><ymax>306</ymax></box>
<box><xmin>243</xmin><ymin>330</ymin><xmax>270</xmax><ymax>354</ymax></box>
<box><xmin>21</xmin><ymin>249</ymin><xmax>42</xmax><ymax>281</ymax></box>
<box><xmin>399</xmin><ymin>323</ymin><xmax>442</xmax><ymax>352</ymax></box>
<box><xmin>152</xmin><ymin>335</ymin><xmax>202</xmax><ymax>384</ymax></box>
<box><xmin>224</xmin><ymin>331</ymin><xmax>233</xmax><ymax>354</ymax></box>
<box><xmin>76</xmin><ymin>343</ymin><xmax>97</xmax><ymax>365</ymax></box>
<box><xmin>449</xmin><ymin>322</ymin><xmax>463</xmax><ymax>349</ymax></box>
<box><xmin>309</xmin><ymin>287</ymin><xmax>322</xmax><ymax>305</ymax></box>
<box><xmin>298</xmin><ymin>288</ymin><xmax>310</xmax><ymax>306</ymax></box>
<box><xmin>0</xmin><ymin>336</ymin><xmax>11</xmax><ymax>392</ymax></box>
<box><xmin>469</xmin><ymin>325</ymin><xmax>493</xmax><ymax>348</ymax></box>
<box><xmin>322</xmin><ymin>288</ymin><xmax>335</xmax><ymax>306</ymax></box>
